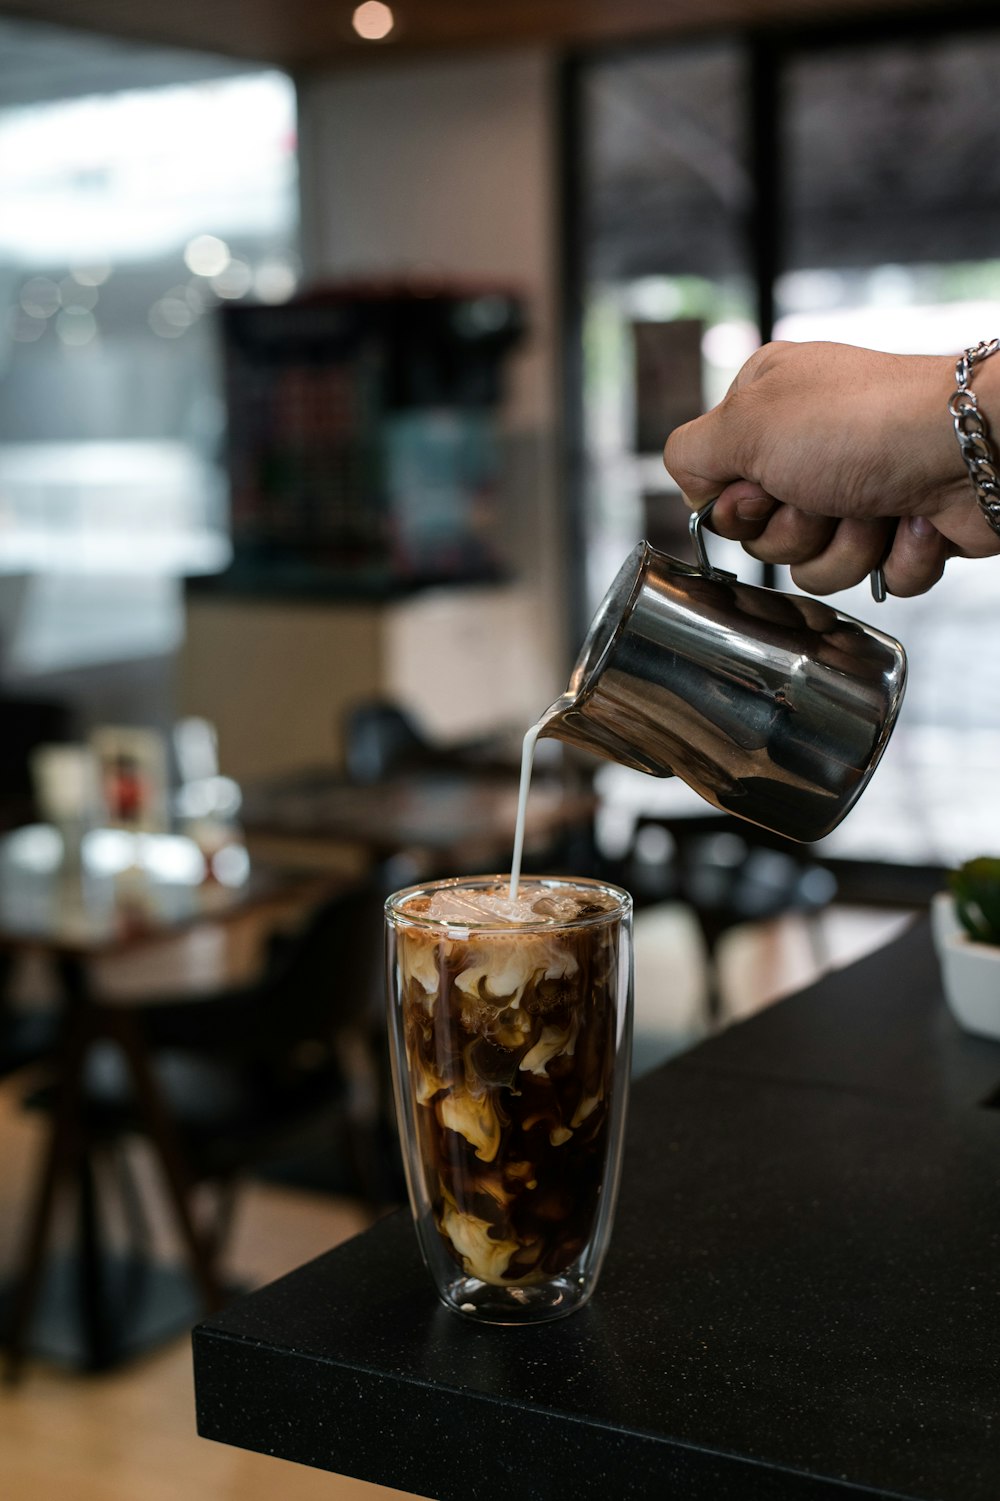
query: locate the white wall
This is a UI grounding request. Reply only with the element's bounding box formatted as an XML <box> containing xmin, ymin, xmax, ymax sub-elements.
<box><xmin>296</xmin><ymin>49</ymin><xmax>569</xmax><ymax>710</ymax></box>
<box><xmin>179</xmin><ymin>584</ymin><xmax>549</xmax><ymax>781</ymax></box>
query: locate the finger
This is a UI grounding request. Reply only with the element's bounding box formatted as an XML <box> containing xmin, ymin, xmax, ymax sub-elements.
<box><xmin>736</xmin><ymin>504</ymin><xmax>837</xmax><ymax>566</ymax></box>
<box><xmin>881</xmin><ymin>515</ymin><xmax>949</xmax><ymax>597</ymax></box>
<box><xmin>787</xmin><ymin>518</ymin><xmax>891</xmax><ymax>595</ymax></box>
<box><xmin>690</xmin><ymin>483</ymin><xmax>778</xmax><ymax>541</ymax></box>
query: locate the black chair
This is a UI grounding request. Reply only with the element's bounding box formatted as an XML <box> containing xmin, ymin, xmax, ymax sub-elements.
<box><xmin>342</xmin><ymin>698</ymin><xmax>499</xmax><ymax>787</ymax></box>
<box><xmin>0</xmin><ymin>693</ymin><xmax>80</xmax><ymax>1080</ymax></box>
<box><xmin>624</xmin><ymin>814</ymin><xmax>838</xmax><ymax>1023</ymax></box>
<box><xmin>0</xmin><ymin>1008</ymin><xmax>58</xmax><ymax>1081</ymax></box>
<box><xmin>81</xmin><ymin>881</ymin><xmax>391</xmax><ymax>1197</ymax></box>
<box><xmin>0</xmin><ymin>953</ymin><xmax>61</xmax><ymax>1081</ymax></box>
<box><xmin>342</xmin><ymin>700</ymin><xmax>439</xmax><ymax>784</ymax></box>
<box><xmin>0</xmin><ymin>694</ymin><xmax>72</xmax><ymax>831</ymax></box>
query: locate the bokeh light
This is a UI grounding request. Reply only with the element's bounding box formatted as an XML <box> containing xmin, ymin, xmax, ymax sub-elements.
<box><xmin>55</xmin><ymin>308</ymin><xmax>97</xmax><ymax>346</ymax></box>
<box><xmin>19</xmin><ymin>276</ymin><xmax>60</xmax><ymax>318</ymax></box>
<box><xmin>59</xmin><ymin>276</ymin><xmax>98</xmax><ymax>312</ymax></box>
<box><xmin>210</xmin><ymin>257</ymin><xmax>252</xmax><ymax>300</ymax></box>
<box><xmin>352</xmin><ymin>2</ymin><xmax>394</xmax><ymax>41</ymax></box>
<box><xmin>160</xmin><ymin>292</ymin><xmax>198</xmax><ymax>329</ymax></box>
<box><xmin>252</xmin><ymin>256</ymin><xmax>299</xmax><ymax>304</ymax></box>
<box><xmin>8</xmin><ymin>307</ymin><xmax>46</xmax><ymax>342</ymax></box>
<box><xmin>148</xmin><ymin>299</ymin><xmax>188</xmax><ymax>338</ymax></box>
<box><xmin>183</xmin><ymin>233</ymin><xmax>231</xmax><ymax>278</ymax></box>
<box><xmin>70</xmin><ymin>263</ymin><xmax>112</xmax><ymax>287</ymax></box>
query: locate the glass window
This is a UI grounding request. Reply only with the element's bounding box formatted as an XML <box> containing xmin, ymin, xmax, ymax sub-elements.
<box><xmin>579</xmin><ymin>43</ymin><xmax>756</xmax><ymax>616</ymax></box>
<box><xmin>572</xmin><ymin>20</ymin><xmax>1000</xmax><ymax>872</ymax></box>
<box><xmin>776</xmin><ymin>32</ymin><xmax>1000</xmax><ymax>865</ymax></box>
<box><xmin>0</xmin><ymin>44</ymin><xmax>299</xmax><ymax>675</ymax></box>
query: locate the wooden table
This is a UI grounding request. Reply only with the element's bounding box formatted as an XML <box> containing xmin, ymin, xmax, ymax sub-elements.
<box><xmin>240</xmin><ymin>764</ymin><xmax>598</xmax><ymax>877</ymax></box>
<box><xmin>0</xmin><ymin>824</ymin><xmax>334</xmax><ymax>1377</ymax></box>
<box><xmin>193</xmin><ymin>921</ymin><xmax>1000</xmax><ymax>1499</ymax></box>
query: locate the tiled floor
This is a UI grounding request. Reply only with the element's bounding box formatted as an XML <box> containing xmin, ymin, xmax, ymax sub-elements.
<box><xmin>0</xmin><ymin>900</ymin><xmax>916</xmax><ymax>1500</ymax></box>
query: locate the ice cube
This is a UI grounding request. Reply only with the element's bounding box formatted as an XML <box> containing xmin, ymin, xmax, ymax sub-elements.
<box><xmin>425</xmin><ymin>888</ymin><xmax>540</xmax><ymax>927</ymax></box>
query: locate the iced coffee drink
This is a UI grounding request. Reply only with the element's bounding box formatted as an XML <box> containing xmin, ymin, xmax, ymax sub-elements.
<box><xmin>386</xmin><ymin>876</ymin><xmax>632</xmax><ymax>1323</ymax></box>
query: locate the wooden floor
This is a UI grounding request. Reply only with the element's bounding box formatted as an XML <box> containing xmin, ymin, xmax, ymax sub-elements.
<box><xmin>0</xmin><ymin>1075</ymin><xmax>420</xmax><ymax>1500</ymax></box>
<box><xmin>0</xmin><ymin>901</ymin><xmax>915</xmax><ymax>1501</ymax></box>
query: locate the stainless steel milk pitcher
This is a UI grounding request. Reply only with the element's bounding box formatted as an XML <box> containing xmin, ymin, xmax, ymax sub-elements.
<box><xmin>542</xmin><ymin>502</ymin><xmax>907</xmax><ymax>844</ymax></box>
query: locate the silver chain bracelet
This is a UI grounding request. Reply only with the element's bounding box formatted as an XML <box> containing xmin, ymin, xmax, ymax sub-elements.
<box><xmin>948</xmin><ymin>338</ymin><xmax>1000</xmax><ymax>538</ymax></box>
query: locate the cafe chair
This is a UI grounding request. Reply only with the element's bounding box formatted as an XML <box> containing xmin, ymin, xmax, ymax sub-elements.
<box><xmin>343</xmin><ymin>700</ymin><xmax>439</xmax><ymax>784</ymax></box>
<box><xmin>0</xmin><ymin>693</ymin><xmax>72</xmax><ymax>832</ymax></box>
<box><xmin>83</xmin><ymin>879</ymin><xmax>389</xmax><ymax>1195</ymax></box>
<box><xmin>9</xmin><ymin>881</ymin><xmax>394</xmax><ymax>1374</ymax></box>
<box><xmin>624</xmin><ymin>814</ymin><xmax>837</xmax><ymax>1024</ymax></box>
<box><xmin>0</xmin><ymin>990</ymin><xmax>59</xmax><ymax>1083</ymax></box>
<box><xmin>342</xmin><ymin>698</ymin><xmax>494</xmax><ymax>785</ymax></box>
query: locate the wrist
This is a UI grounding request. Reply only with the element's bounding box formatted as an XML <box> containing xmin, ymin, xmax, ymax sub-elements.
<box><xmin>894</xmin><ymin>355</ymin><xmax>965</xmax><ymax>506</ymax></box>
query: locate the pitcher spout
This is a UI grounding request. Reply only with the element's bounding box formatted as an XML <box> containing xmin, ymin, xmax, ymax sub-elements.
<box><xmin>539</xmin><ymin>697</ymin><xmax>677</xmax><ymax>778</ymax></box>
<box><xmin>537</xmin><ymin>541</ymin><xmax>684</xmax><ymax>776</ymax></box>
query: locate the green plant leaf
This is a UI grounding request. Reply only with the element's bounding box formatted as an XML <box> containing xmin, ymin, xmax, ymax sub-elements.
<box><xmin>949</xmin><ymin>857</ymin><xmax>1000</xmax><ymax>946</ymax></box>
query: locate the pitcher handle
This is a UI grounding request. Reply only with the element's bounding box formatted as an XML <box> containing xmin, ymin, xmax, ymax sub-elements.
<box><xmin>692</xmin><ymin>495</ymin><xmax>890</xmax><ymax>602</ymax></box>
<box><xmin>689</xmin><ymin>499</ymin><xmax>737</xmax><ymax>582</ymax></box>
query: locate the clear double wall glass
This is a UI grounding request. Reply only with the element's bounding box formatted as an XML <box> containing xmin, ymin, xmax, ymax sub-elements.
<box><xmin>386</xmin><ymin>875</ymin><xmax>633</xmax><ymax>1325</ymax></box>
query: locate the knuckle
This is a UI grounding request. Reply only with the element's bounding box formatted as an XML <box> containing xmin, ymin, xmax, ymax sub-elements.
<box><xmin>734</xmin><ymin>340</ymin><xmax>790</xmax><ymax>388</ymax></box>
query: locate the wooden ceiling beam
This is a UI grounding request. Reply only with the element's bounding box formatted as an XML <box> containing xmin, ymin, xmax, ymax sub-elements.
<box><xmin>0</xmin><ymin>0</ymin><xmax>953</xmax><ymax>71</ymax></box>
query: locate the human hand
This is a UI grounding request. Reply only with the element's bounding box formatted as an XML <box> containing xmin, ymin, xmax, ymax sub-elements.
<box><xmin>662</xmin><ymin>340</ymin><xmax>1000</xmax><ymax>596</ymax></box>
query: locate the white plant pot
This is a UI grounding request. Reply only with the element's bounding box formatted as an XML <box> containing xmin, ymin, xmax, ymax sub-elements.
<box><xmin>931</xmin><ymin>892</ymin><xmax>1000</xmax><ymax>1042</ymax></box>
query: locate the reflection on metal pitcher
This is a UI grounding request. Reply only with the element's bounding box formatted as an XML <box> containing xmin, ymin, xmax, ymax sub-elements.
<box><xmin>539</xmin><ymin>501</ymin><xmax>907</xmax><ymax>844</ymax></box>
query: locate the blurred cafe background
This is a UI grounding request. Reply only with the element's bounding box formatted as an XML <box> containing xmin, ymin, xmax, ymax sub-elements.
<box><xmin>0</xmin><ymin>1</ymin><xmax>997</xmax><ymax>1496</ymax></box>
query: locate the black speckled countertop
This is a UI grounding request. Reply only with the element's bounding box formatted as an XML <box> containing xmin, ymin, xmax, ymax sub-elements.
<box><xmin>193</xmin><ymin>920</ymin><xmax>1000</xmax><ymax>1500</ymax></box>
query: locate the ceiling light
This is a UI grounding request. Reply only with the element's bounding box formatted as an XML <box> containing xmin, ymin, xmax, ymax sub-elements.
<box><xmin>352</xmin><ymin>2</ymin><xmax>394</xmax><ymax>41</ymax></box>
